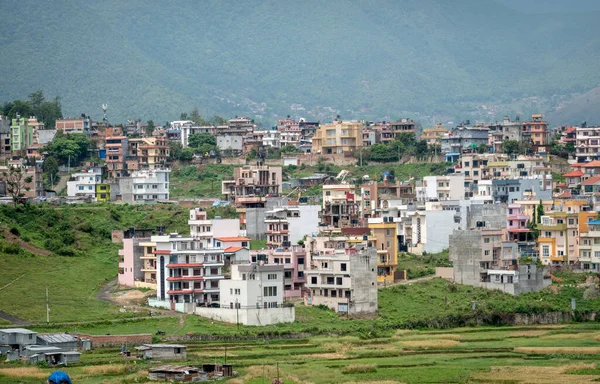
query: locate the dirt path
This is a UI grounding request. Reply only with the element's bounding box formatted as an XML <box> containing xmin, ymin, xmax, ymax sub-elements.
<box><xmin>53</xmin><ymin>172</ymin><xmax>72</xmax><ymax>195</ymax></box>
<box><xmin>381</xmin><ymin>275</ymin><xmax>436</xmax><ymax>288</ymax></box>
<box><xmin>2</xmin><ymin>229</ymin><xmax>51</xmax><ymax>256</ymax></box>
<box><xmin>0</xmin><ymin>309</ymin><xmax>30</xmax><ymax>326</ymax></box>
<box><xmin>96</xmin><ymin>278</ymin><xmax>118</xmax><ymax>302</ymax></box>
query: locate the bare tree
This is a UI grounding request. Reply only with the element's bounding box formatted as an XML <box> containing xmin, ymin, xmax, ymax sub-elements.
<box><xmin>3</xmin><ymin>166</ymin><xmax>33</xmax><ymax>208</ymax></box>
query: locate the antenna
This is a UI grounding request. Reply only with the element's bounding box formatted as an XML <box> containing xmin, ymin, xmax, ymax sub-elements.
<box><xmin>102</xmin><ymin>104</ymin><xmax>108</xmax><ymax>125</ymax></box>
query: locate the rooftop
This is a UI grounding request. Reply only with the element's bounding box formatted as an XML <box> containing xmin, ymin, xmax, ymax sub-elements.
<box><xmin>215</xmin><ymin>237</ymin><xmax>251</xmax><ymax>242</ymax></box>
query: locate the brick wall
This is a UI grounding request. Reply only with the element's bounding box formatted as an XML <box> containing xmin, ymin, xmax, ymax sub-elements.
<box><xmin>78</xmin><ymin>333</ymin><xmax>152</xmax><ymax>348</ymax></box>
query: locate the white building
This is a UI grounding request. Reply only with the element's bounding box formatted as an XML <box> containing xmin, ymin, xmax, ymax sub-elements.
<box><xmin>216</xmin><ymin>135</ymin><xmax>243</xmax><ymax>153</ymax></box>
<box><xmin>261</xmin><ymin>130</ymin><xmax>281</xmax><ymax>149</ymax></box>
<box><xmin>66</xmin><ymin>168</ymin><xmax>102</xmax><ymax>198</ymax></box>
<box><xmin>417</xmin><ymin>175</ymin><xmax>465</xmax><ymax>201</ymax></box>
<box><xmin>305</xmin><ymin>245</ymin><xmax>378</xmax><ymax>314</ymax></box>
<box><xmin>130</xmin><ymin>168</ymin><xmax>170</xmax><ymax>203</ymax></box>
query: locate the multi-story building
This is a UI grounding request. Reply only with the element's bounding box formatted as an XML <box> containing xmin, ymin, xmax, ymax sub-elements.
<box><xmin>221</xmin><ymin>165</ymin><xmax>282</xmax><ymax>205</ymax></box>
<box><xmin>368</xmin><ymin>217</ymin><xmax>398</xmax><ymax>283</ymax></box>
<box><xmin>579</xmin><ymin>219</ymin><xmax>600</xmax><ymax>272</ymax></box>
<box><xmin>311</xmin><ymin>119</ymin><xmax>363</xmax><ymax>155</ymax></box>
<box><xmin>128</xmin><ymin>137</ymin><xmax>170</xmax><ymax>170</ymax></box>
<box><xmin>421</xmin><ymin>124</ymin><xmax>448</xmax><ymax>147</ymax></box>
<box><xmin>575</xmin><ymin>124</ymin><xmax>600</xmax><ymax>162</ymax></box>
<box><xmin>320</xmin><ymin>184</ymin><xmax>365</xmax><ymax>229</ymax></box>
<box><xmin>416</xmin><ymin>175</ymin><xmax>465</xmax><ymax>201</ymax></box>
<box><xmin>0</xmin><ymin>117</ymin><xmax>11</xmax><ymax>160</ymax></box>
<box><xmin>580</xmin><ymin>175</ymin><xmax>600</xmax><ymax>211</ymax></box>
<box><xmin>459</xmin><ymin>153</ymin><xmax>507</xmax><ymax>185</ymax></box>
<box><xmin>251</xmin><ymin>245</ymin><xmax>307</xmax><ymax>299</ymax></box>
<box><xmin>485</xmin><ymin>116</ymin><xmax>523</xmax><ymax>153</ymax></box>
<box><xmin>361</xmin><ymin>175</ymin><xmax>415</xmax><ymax>212</ymax></box>
<box><xmin>277</xmin><ymin>118</ymin><xmax>302</xmax><ymax>147</ymax></box>
<box><xmin>66</xmin><ymin>168</ymin><xmax>102</xmax><ymax>198</ymax></box>
<box><xmin>522</xmin><ymin>114</ymin><xmax>549</xmax><ymax>146</ymax></box>
<box><xmin>10</xmin><ymin>117</ymin><xmax>33</xmax><ymax>152</ymax></box>
<box><xmin>118</xmin><ymin>237</ymin><xmax>157</xmax><ymax>288</ymax></box>
<box><xmin>490</xmin><ymin>178</ymin><xmax>552</xmax><ymax>204</ymax></box>
<box><xmin>220</xmin><ymin>263</ymin><xmax>285</xmax><ymax>309</ymax></box>
<box><xmin>305</xmin><ymin>241</ymin><xmax>378</xmax><ymax>314</ymax></box>
<box><xmin>129</xmin><ymin>169</ymin><xmax>170</xmax><ymax>203</ymax></box>
<box><xmin>537</xmin><ymin>201</ymin><xmax>596</xmax><ymax>265</ymax></box>
<box><xmin>55</xmin><ymin>117</ymin><xmax>91</xmax><ymax>135</ymax></box>
<box><xmin>105</xmin><ymin>127</ymin><xmax>128</xmax><ymax>179</ymax></box>
<box><xmin>390</xmin><ymin>118</ymin><xmax>415</xmax><ymax>138</ymax></box>
<box><xmin>260</xmin><ymin>129</ymin><xmax>281</xmax><ymax>149</ymax></box>
<box><xmin>441</xmin><ymin>125</ymin><xmax>489</xmax><ymax>154</ymax></box>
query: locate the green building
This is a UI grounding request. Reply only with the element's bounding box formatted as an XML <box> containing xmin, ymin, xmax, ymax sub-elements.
<box><xmin>10</xmin><ymin>118</ymin><xmax>33</xmax><ymax>152</ymax></box>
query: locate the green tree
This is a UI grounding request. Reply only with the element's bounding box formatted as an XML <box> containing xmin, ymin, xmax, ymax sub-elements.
<box><xmin>146</xmin><ymin>120</ymin><xmax>155</xmax><ymax>137</ymax></box>
<box><xmin>188</xmin><ymin>133</ymin><xmax>216</xmax><ymax>149</ymax></box>
<box><xmin>189</xmin><ymin>107</ymin><xmax>208</xmax><ymax>125</ymax></box>
<box><xmin>210</xmin><ymin>116</ymin><xmax>228</xmax><ymax>126</ymax></box>
<box><xmin>42</xmin><ymin>156</ymin><xmax>59</xmax><ymax>187</ymax></box>
<box><xmin>477</xmin><ymin>143</ymin><xmax>489</xmax><ymax>154</ymax></box>
<box><xmin>179</xmin><ymin>148</ymin><xmax>194</xmax><ymax>161</ymax></box>
<box><xmin>28</xmin><ymin>90</ymin><xmax>45</xmax><ymax>111</ymax></box>
<box><xmin>368</xmin><ymin>143</ymin><xmax>398</xmax><ymax>162</ymax></box>
<box><xmin>3</xmin><ymin>166</ymin><xmax>33</xmax><ymax>208</ymax></box>
<box><xmin>169</xmin><ymin>142</ymin><xmax>183</xmax><ymax>161</ymax></box>
<box><xmin>415</xmin><ymin>140</ymin><xmax>429</xmax><ymax>159</ymax></box>
<box><xmin>280</xmin><ymin>144</ymin><xmax>299</xmax><ymax>154</ymax></box>
<box><xmin>502</xmin><ymin>140</ymin><xmax>520</xmax><ymax>155</ymax></box>
<box><xmin>44</xmin><ymin>132</ymin><xmax>90</xmax><ymax>166</ymax></box>
<box><xmin>537</xmin><ymin>200</ymin><xmax>544</xmax><ymax>224</ymax></box>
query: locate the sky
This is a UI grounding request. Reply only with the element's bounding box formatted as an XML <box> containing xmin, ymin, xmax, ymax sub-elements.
<box><xmin>495</xmin><ymin>0</ymin><xmax>600</xmax><ymax>13</ymax></box>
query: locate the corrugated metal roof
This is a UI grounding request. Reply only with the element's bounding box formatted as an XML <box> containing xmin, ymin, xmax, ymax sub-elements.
<box><xmin>38</xmin><ymin>333</ymin><xmax>77</xmax><ymax>343</ymax></box>
<box><xmin>0</xmin><ymin>328</ymin><xmax>36</xmax><ymax>334</ymax></box>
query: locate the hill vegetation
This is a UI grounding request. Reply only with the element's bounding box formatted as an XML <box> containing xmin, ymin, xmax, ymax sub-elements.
<box><xmin>1</xmin><ymin>1</ymin><xmax>599</xmax><ymax>124</ymax></box>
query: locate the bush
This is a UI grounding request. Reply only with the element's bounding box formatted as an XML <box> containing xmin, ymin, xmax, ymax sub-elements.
<box><xmin>341</xmin><ymin>364</ymin><xmax>377</xmax><ymax>374</ymax></box>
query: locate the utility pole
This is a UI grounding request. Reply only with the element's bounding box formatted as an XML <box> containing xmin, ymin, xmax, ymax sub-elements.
<box><xmin>236</xmin><ymin>299</ymin><xmax>240</xmax><ymax>330</ymax></box>
<box><xmin>46</xmin><ymin>287</ymin><xmax>50</xmax><ymax>324</ymax></box>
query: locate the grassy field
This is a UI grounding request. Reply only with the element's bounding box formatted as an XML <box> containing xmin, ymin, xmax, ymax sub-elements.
<box><xmin>4</xmin><ymin>324</ymin><xmax>600</xmax><ymax>383</ymax></box>
<box><xmin>396</xmin><ymin>250</ymin><xmax>451</xmax><ymax>279</ymax></box>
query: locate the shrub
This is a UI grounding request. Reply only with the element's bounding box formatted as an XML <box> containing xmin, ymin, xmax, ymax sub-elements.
<box><xmin>341</xmin><ymin>364</ymin><xmax>377</xmax><ymax>374</ymax></box>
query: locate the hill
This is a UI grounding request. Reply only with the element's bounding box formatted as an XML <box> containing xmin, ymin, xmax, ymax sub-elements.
<box><xmin>547</xmin><ymin>86</ymin><xmax>600</xmax><ymax>126</ymax></box>
<box><xmin>0</xmin><ymin>1</ymin><xmax>599</xmax><ymax>125</ymax></box>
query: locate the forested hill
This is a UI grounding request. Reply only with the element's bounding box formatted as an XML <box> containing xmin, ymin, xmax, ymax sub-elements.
<box><xmin>1</xmin><ymin>0</ymin><xmax>599</xmax><ymax>125</ymax></box>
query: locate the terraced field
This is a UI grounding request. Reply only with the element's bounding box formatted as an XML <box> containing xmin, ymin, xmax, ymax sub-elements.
<box><xmin>4</xmin><ymin>324</ymin><xmax>600</xmax><ymax>383</ymax></box>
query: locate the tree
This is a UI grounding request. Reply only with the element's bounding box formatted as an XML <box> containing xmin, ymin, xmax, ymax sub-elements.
<box><xmin>146</xmin><ymin>120</ymin><xmax>155</xmax><ymax>137</ymax></box>
<box><xmin>28</xmin><ymin>90</ymin><xmax>45</xmax><ymax>111</ymax></box>
<box><xmin>477</xmin><ymin>143</ymin><xmax>489</xmax><ymax>154</ymax></box>
<box><xmin>280</xmin><ymin>144</ymin><xmax>299</xmax><ymax>154</ymax></box>
<box><xmin>44</xmin><ymin>132</ymin><xmax>90</xmax><ymax>166</ymax></box>
<box><xmin>537</xmin><ymin>200</ymin><xmax>544</xmax><ymax>224</ymax></box>
<box><xmin>368</xmin><ymin>143</ymin><xmax>398</xmax><ymax>162</ymax></box>
<box><xmin>179</xmin><ymin>148</ymin><xmax>194</xmax><ymax>161</ymax></box>
<box><xmin>188</xmin><ymin>133</ymin><xmax>216</xmax><ymax>149</ymax></box>
<box><xmin>189</xmin><ymin>107</ymin><xmax>209</xmax><ymax>126</ymax></box>
<box><xmin>43</xmin><ymin>156</ymin><xmax>59</xmax><ymax>187</ymax></box>
<box><xmin>502</xmin><ymin>140</ymin><xmax>520</xmax><ymax>155</ymax></box>
<box><xmin>3</xmin><ymin>166</ymin><xmax>33</xmax><ymax>208</ymax></box>
<box><xmin>210</xmin><ymin>116</ymin><xmax>228</xmax><ymax>126</ymax></box>
<box><xmin>415</xmin><ymin>140</ymin><xmax>429</xmax><ymax>159</ymax></box>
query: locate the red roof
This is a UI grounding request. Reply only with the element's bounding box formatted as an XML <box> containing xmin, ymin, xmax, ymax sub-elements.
<box><xmin>224</xmin><ymin>246</ymin><xmax>244</xmax><ymax>253</ymax></box>
<box><xmin>565</xmin><ymin>127</ymin><xmax>577</xmax><ymax>134</ymax></box>
<box><xmin>556</xmin><ymin>183</ymin><xmax>567</xmax><ymax>188</ymax></box>
<box><xmin>581</xmin><ymin>175</ymin><xmax>600</xmax><ymax>186</ymax></box>
<box><xmin>563</xmin><ymin>170</ymin><xmax>584</xmax><ymax>177</ymax></box>
<box><xmin>583</xmin><ymin>160</ymin><xmax>600</xmax><ymax>168</ymax></box>
<box><xmin>557</xmin><ymin>191</ymin><xmax>572</xmax><ymax>198</ymax></box>
<box><xmin>154</xmin><ymin>250</ymin><xmax>171</xmax><ymax>255</ymax></box>
<box><xmin>215</xmin><ymin>237</ymin><xmax>251</xmax><ymax>242</ymax></box>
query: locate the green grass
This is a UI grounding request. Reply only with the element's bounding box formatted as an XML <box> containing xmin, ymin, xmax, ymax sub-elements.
<box><xmin>170</xmin><ymin>163</ymin><xmax>235</xmax><ymax>198</ymax></box>
<box><xmin>397</xmin><ymin>250</ymin><xmax>451</xmax><ymax>279</ymax></box>
<box><xmin>250</xmin><ymin>239</ymin><xmax>267</xmax><ymax>250</ymax></box>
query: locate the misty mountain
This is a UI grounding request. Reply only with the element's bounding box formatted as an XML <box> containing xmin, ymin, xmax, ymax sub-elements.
<box><xmin>0</xmin><ymin>0</ymin><xmax>599</xmax><ymax>125</ymax></box>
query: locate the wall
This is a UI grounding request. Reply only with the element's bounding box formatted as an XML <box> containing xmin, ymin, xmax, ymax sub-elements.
<box><xmin>423</xmin><ymin>210</ymin><xmax>456</xmax><ymax>253</ymax></box>
<box><xmin>350</xmin><ymin>248</ymin><xmax>378</xmax><ymax>314</ymax></box>
<box><xmin>195</xmin><ymin>306</ymin><xmax>295</xmax><ymax>326</ymax></box>
<box><xmin>288</xmin><ymin>205</ymin><xmax>320</xmax><ymax>243</ymax></box>
<box><xmin>436</xmin><ymin>267</ymin><xmax>454</xmax><ymax>279</ymax></box>
<box><xmin>77</xmin><ymin>333</ymin><xmax>152</xmax><ymax>348</ymax></box>
<box><xmin>450</xmin><ymin>230</ymin><xmax>482</xmax><ymax>287</ymax></box>
<box><xmin>467</xmin><ymin>203</ymin><xmax>507</xmax><ymax>229</ymax></box>
<box><xmin>245</xmin><ymin>208</ymin><xmax>267</xmax><ymax>239</ymax></box>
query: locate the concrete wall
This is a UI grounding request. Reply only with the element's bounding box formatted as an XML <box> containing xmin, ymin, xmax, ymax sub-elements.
<box><xmin>195</xmin><ymin>306</ymin><xmax>295</xmax><ymax>326</ymax></box>
<box><xmin>467</xmin><ymin>203</ymin><xmax>507</xmax><ymax>229</ymax></box>
<box><xmin>436</xmin><ymin>267</ymin><xmax>454</xmax><ymax>279</ymax></box>
<box><xmin>288</xmin><ymin>205</ymin><xmax>320</xmax><ymax>243</ymax></box>
<box><xmin>245</xmin><ymin>208</ymin><xmax>267</xmax><ymax>239</ymax></box>
<box><xmin>449</xmin><ymin>230</ymin><xmax>482</xmax><ymax>286</ymax></box>
<box><xmin>350</xmin><ymin>248</ymin><xmax>378</xmax><ymax>314</ymax></box>
<box><xmin>37</xmin><ymin>129</ymin><xmax>57</xmax><ymax>144</ymax></box>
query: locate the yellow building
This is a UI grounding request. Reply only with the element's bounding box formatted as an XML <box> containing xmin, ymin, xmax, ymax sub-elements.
<box><xmin>368</xmin><ymin>218</ymin><xmax>398</xmax><ymax>283</ymax></box>
<box><xmin>312</xmin><ymin>120</ymin><xmax>363</xmax><ymax>155</ymax></box>
<box><xmin>138</xmin><ymin>241</ymin><xmax>157</xmax><ymax>288</ymax></box>
<box><xmin>96</xmin><ymin>184</ymin><xmax>111</xmax><ymax>202</ymax></box>
<box><xmin>421</xmin><ymin>124</ymin><xmax>448</xmax><ymax>147</ymax></box>
<box><xmin>537</xmin><ymin>201</ymin><xmax>595</xmax><ymax>265</ymax></box>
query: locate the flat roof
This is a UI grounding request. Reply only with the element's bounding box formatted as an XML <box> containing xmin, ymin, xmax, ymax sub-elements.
<box><xmin>0</xmin><ymin>328</ymin><xmax>36</xmax><ymax>334</ymax></box>
<box><xmin>144</xmin><ymin>344</ymin><xmax>187</xmax><ymax>348</ymax></box>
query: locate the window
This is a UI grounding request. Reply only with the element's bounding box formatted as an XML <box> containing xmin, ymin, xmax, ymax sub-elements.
<box><xmin>263</xmin><ymin>286</ymin><xmax>278</xmax><ymax>297</ymax></box>
<box><xmin>545</xmin><ymin>231</ymin><xmax>551</xmax><ymax>238</ymax></box>
<box><xmin>595</xmin><ymin>251</ymin><xmax>600</xmax><ymax>259</ymax></box>
<box><xmin>336</xmin><ymin>277</ymin><xmax>343</xmax><ymax>285</ymax></box>
<box><xmin>569</xmin><ymin>218</ymin><xmax>575</xmax><ymax>225</ymax></box>
<box><xmin>341</xmin><ymin>263</ymin><xmax>347</xmax><ymax>272</ymax></box>
<box><xmin>298</xmin><ymin>257</ymin><xmax>304</xmax><ymax>265</ymax></box>
<box><xmin>268</xmin><ymin>273</ymin><xmax>278</xmax><ymax>280</ymax></box>
<box><xmin>542</xmin><ymin>246</ymin><xmax>549</xmax><ymax>257</ymax></box>
<box><xmin>484</xmin><ymin>237</ymin><xmax>490</xmax><ymax>244</ymax></box>
<box><xmin>284</xmin><ymin>271</ymin><xmax>292</xmax><ymax>278</ymax></box>
<box><xmin>327</xmin><ymin>277</ymin><xmax>334</xmax><ymax>285</ymax></box>
<box><xmin>311</xmin><ymin>276</ymin><xmax>317</xmax><ymax>284</ymax></box>
<box><xmin>235</xmin><ymin>288</ymin><xmax>240</xmax><ymax>295</ymax></box>
<box><xmin>285</xmin><ymin>258</ymin><xmax>291</xmax><ymax>263</ymax></box>
<box><xmin>484</xmin><ymin>250</ymin><xmax>490</xmax><ymax>256</ymax></box>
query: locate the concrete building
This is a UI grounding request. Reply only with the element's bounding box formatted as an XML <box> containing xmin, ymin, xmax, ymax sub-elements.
<box><xmin>490</xmin><ymin>178</ymin><xmax>552</xmax><ymax>204</ymax></box>
<box><xmin>220</xmin><ymin>263</ymin><xmax>284</xmax><ymax>309</ymax></box>
<box><xmin>10</xmin><ymin>117</ymin><xmax>33</xmax><ymax>152</ymax></box>
<box><xmin>114</xmin><ymin>168</ymin><xmax>170</xmax><ymax>204</ymax></box>
<box><xmin>118</xmin><ymin>237</ymin><xmax>157</xmax><ymax>288</ymax></box>
<box><xmin>522</xmin><ymin>114</ymin><xmax>549</xmax><ymax>146</ymax></box>
<box><xmin>575</xmin><ymin>125</ymin><xmax>600</xmax><ymax>162</ymax></box>
<box><xmin>105</xmin><ymin>127</ymin><xmax>128</xmax><ymax>179</ymax></box>
<box><xmin>441</xmin><ymin>125</ymin><xmax>489</xmax><ymax>154</ymax></box>
<box><xmin>421</xmin><ymin>124</ymin><xmax>448</xmax><ymax>147</ymax></box>
<box><xmin>305</xmin><ymin>244</ymin><xmax>378</xmax><ymax>314</ymax></box>
<box><xmin>402</xmin><ymin>209</ymin><xmax>457</xmax><ymax>254</ymax></box>
<box><xmin>459</xmin><ymin>153</ymin><xmax>507</xmax><ymax>185</ymax></box>
<box><xmin>449</xmin><ymin>229</ymin><xmax>549</xmax><ymax>295</ymax></box>
<box><xmin>128</xmin><ymin>137</ymin><xmax>170</xmax><ymax>170</ymax></box>
<box><xmin>66</xmin><ymin>168</ymin><xmax>102</xmax><ymax>198</ymax></box>
<box><xmin>0</xmin><ymin>116</ymin><xmax>11</xmax><ymax>160</ymax></box>
<box><xmin>222</xmin><ymin>165</ymin><xmax>282</xmax><ymax>203</ymax></box>
<box><xmin>311</xmin><ymin>119</ymin><xmax>363</xmax><ymax>155</ymax></box>
<box><xmin>417</xmin><ymin>175</ymin><xmax>465</xmax><ymax>201</ymax></box>
<box><xmin>251</xmin><ymin>245</ymin><xmax>307</xmax><ymax>299</ymax></box>
<box><xmin>260</xmin><ymin>129</ymin><xmax>281</xmax><ymax>149</ymax></box>
<box><xmin>579</xmin><ymin>219</ymin><xmax>600</xmax><ymax>272</ymax></box>
<box><xmin>485</xmin><ymin>116</ymin><xmax>523</xmax><ymax>153</ymax></box>
<box><xmin>320</xmin><ymin>184</ymin><xmax>366</xmax><ymax>229</ymax></box>
<box><xmin>55</xmin><ymin>117</ymin><xmax>91</xmax><ymax>135</ymax></box>
<box><xmin>368</xmin><ymin>217</ymin><xmax>399</xmax><ymax>283</ymax></box>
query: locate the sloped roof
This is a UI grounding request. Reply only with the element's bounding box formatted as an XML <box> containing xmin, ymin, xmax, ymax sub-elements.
<box><xmin>563</xmin><ymin>170</ymin><xmax>584</xmax><ymax>177</ymax></box>
<box><xmin>224</xmin><ymin>246</ymin><xmax>244</xmax><ymax>253</ymax></box>
<box><xmin>581</xmin><ymin>175</ymin><xmax>600</xmax><ymax>186</ymax></box>
<box><xmin>583</xmin><ymin>160</ymin><xmax>600</xmax><ymax>167</ymax></box>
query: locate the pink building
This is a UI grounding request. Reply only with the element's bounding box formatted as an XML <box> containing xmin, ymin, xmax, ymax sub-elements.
<box><xmin>506</xmin><ymin>203</ymin><xmax>532</xmax><ymax>242</ymax></box>
<box><xmin>118</xmin><ymin>237</ymin><xmax>157</xmax><ymax>288</ymax></box>
<box><xmin>250</xmin><ymin>245</ymin><xmax>307</xmax><ymax>298</ymax></box>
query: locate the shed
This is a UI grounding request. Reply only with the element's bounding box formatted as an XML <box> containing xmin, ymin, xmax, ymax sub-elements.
<box><xmin>23</xmin><ymin>345</ymin><xmax>81</xmax><ymax>365</ymax></box>
<box><xmin>37</xmin><ymin>333</ymin><xmax>79</xmax><ymax>351</ymax></box>
<box><xmin>148</xmin><ymin>365</ymin><xmax>205</xmax><ymax>382</ymax></box>
<box><xmin>0</xmin><ymin>328</ymin><xmax>37</xmax><ymax>348</ymax></box>
<box><xmin>135</xmin><ymin>344</ymin><xmax>187</xmax><ymax>360</ymax></box>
